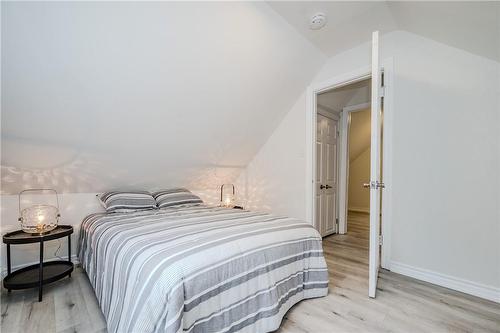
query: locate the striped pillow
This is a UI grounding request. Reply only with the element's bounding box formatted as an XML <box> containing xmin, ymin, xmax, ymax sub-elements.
<box><xmin>152</xmin><ymin>188</ymin><xmax>203</xmax><ymax>208</ymax></box>
<box><xmin>98</xmin><ymin>191</ymin><xmax>157</xmax><ymax>213</ymax></box>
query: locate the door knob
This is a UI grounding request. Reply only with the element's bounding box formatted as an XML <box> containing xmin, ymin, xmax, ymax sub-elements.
<box><xmin>363</xmin><ymin>181</ymin><xmax>385</xmax><ymax>189</ymax></box>
<box><xmin>320</xmin><ymin>185</ymin><xmax>326</xmax><ymax>189</ymax></box>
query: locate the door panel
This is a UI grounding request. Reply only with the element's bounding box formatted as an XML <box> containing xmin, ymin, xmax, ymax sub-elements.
<box><xmin>324</xmin><ymin>116</ymin><xmax>337</xmax><ymax>235</ymax></box>
<box><xmin>369</xmin><ymin>31</ymin><xmax>383</xmax><ymax>298</ymax></box>
<box><xmin>326</xmin><ymin>141</ymin><xmax>337</xmax><ymax>183</ymax></box>
<box><xmin>315</xmin><ymin>116</ymin><xmax>323</xmax><ymax>234</ymax></box>
<box><xmin>316</xmin><ymin>142</ymin><xmax>322</xmax><ymax>183</ymax></box>
<box><xmin>316</xmin><ymin>114</ymin><xmax>338</xmax><ymax>237</ymax></box>
<box><xmin>326</xmin><ymin>192</ymin><xmax>336</xmax><ymax>232</ymax></box>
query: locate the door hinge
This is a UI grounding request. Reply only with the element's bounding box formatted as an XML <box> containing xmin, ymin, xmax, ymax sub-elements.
<box><xmin>336</xmin><ymin>218</ymin><xmax>339</xmax><ymax>226</ymax></box>
<box><xmin>379</xmin><ymin>235</ymin><xmax>383</xmax><ymax>245</ymax></box>
<box><xmin>380</xmin><ymin>72</ymin><xmax>385</xmax><ymax>98</ymax></box>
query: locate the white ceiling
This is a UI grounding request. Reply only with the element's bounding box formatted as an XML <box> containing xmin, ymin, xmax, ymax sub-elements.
<box><xmin>268</xmin><ymin>1</ymin><xmax>500</xmax><ymax>62</ymax></box>
<box><xmin>1</xmin><ymin>2</ymin><xmax>325</xmax><ymax>194</ymax></box>
<box><xmin>317</xmin><ymin>79</ymin><xmax>370</xmax><ymax>113</ymax></box>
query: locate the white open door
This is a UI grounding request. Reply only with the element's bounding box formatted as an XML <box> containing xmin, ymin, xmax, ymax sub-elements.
<box><xmin>368</xmin><ymin>31</ymin><xmax>383</xmax><ymax>298</ymax></box>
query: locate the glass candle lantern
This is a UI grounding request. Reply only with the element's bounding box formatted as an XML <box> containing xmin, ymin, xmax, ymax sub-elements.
<box><xmin>18</xmin><ymin>189</ymin><xmax>60</xmax><ymax>235</ymax></box>
<box><xmin>220</xmin><ymin>184</ymin><xmax>235</xmax><ymax>208</ymax></box>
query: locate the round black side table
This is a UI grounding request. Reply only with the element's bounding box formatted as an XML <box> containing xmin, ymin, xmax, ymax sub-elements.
<box><xmin>3</xmin><ymin>225</ymin><xmax>74</xmax><ymax>302</ymax></box>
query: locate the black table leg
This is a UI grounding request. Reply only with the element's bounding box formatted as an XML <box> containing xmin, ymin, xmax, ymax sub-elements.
<box><xmin>6</xmin><ymin>244</ymin><xmax>11</xmax><ymax>293</ymax></box>
<box><xmin>68</xmin><ymin>235</ymin><xmax>71</xmax><ymax>278</ymax></box>
<box><xmin>38</xmin><ymin>240</ymin><xmax>43</xmax><ymax>302</ymax></box>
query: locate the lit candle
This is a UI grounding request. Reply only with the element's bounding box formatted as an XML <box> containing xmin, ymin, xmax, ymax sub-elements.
<box><xmin>37</xmin><ymin>211</ymin><xmax>45</xmax><ymax>231</ymax></box>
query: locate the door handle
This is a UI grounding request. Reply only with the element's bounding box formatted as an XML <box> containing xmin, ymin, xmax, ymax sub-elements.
<box><xmin>325</xmin><ymin>185</ymin><xmax>332</xmax><ymax>189</ymax></box>
<box><xmin>320</xmin><ymin>185</ymin><xmax>326</xmax><ymax>189</ymax></box>
<box><xmin>363</xmin><ymin>181</ymin><xmax>385</xmax><ymax>189</ymax></box>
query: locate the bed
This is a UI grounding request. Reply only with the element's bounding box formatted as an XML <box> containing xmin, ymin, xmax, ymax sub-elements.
<box><xmin>78</xmin><ymin>204</ymin><xmax>328</xmax><ymax>333</ymax></box>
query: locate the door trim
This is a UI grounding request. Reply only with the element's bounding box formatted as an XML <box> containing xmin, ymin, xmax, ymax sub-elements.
<box><xmin>306</xmin><ymin>59</ymin><xmax>394</xmax><ymax>270</ymax></box>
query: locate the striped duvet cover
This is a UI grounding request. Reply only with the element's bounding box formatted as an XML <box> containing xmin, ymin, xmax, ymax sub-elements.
<box><xmin>78</xmin><ymin>205</ymin><xmax>328</xmax><ymax>333</ymax></box>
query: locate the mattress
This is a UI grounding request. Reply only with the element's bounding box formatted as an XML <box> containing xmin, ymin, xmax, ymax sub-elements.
<box><xmin>78</xmin><ymin>205</ymin><xmax>328</xmax><ymax>333</ymax></box>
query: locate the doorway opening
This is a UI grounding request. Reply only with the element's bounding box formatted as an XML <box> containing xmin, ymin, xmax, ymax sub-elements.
<box><xmin>307</xmin><ymin>46</ymin><xmax>393</xmax><ymax>298</ymax></box>
<box><xmin>315</xmin><ymin>79</ymin><xmax>372</xmax><ymax>238</ymax></box>
<box><xmin>342</xmin><ymin>101</ymin><xmax>372</xmax><ymax>234</ymax></box>
<box><xmin>314</xmin><ymin>76</ymin><xmax>382</xmax><ymax>296</ymax></box>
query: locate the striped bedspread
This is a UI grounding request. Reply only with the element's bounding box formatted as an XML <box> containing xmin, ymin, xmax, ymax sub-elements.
<box><xmin>78</xmin><ymin>205</ymin><xmax>328</xmax><ymax>333</ymax></box>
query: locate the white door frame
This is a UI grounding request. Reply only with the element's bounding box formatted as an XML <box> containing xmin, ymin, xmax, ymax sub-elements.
<box><xmin>306</xmin><ymin>58</ymin><xmax>394</xmax><ymax>270</ymax></box>
<box><xmin>338</xmin><ymin>102</ymin><xmax>371</xmax><ymax>235</ymax></box>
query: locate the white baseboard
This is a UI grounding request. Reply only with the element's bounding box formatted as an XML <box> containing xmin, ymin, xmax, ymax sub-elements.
<box><xmin>390</xmin><ymin>261</ymin><xmax>500</xmax><ymax>303</ymax></box>
<box><xmin>1</xmin><ymin>255</ymin><xmax>80</xmax><ymax>279</ymax></box>
<box><xmin>348</xmin><ymin>207</ymin><xmax>370</xmax><ymax>214</ymax></box>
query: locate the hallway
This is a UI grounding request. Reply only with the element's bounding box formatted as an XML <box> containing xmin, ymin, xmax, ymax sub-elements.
<box><xmin>324</xmin><ymin>211</ymin><xmax>370</xmax><ymax>290</ymax></box>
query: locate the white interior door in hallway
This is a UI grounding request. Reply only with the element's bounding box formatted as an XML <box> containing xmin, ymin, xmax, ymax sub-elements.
<box><xmin>316</xmin><ymin>113</ymin><xmax>339</xmax><ymax>237</ymax></box>
<box><xmin>368</xmin><ymin>31</ymin><xmax>384</xmax><ymax>298</ymax></box>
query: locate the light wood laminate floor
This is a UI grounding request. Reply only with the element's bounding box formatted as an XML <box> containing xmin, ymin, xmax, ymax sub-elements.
<box><xmin>2</xmin><ymin>212</ymin><xmax>499</xmax><ymax>333</ymax></box>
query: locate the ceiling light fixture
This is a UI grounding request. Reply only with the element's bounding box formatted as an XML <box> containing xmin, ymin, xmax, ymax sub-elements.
<box><xmin>309</xmin><ymin>12</ymin><xmax>327</xmax><ymax>30</ymax></box>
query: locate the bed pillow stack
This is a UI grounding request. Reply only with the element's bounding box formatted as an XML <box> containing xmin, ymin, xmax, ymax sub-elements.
<box><xmin>98</xmin><ymin>191</ymin><xmax>157</xmax><ymax>213</ymax></box>
<box><xmin>152</xmin><ymin>188</ymin><xmax>203</xmax><ymax>208</ymax></box>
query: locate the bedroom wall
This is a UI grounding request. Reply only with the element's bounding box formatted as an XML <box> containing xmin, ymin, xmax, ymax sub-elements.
<box><xmin>238</xmin><ymin>30</ymin><xmax>500</xmax><ymax>301</ymax></box>
<box><xmin>235</xmin><ymin>93</ymin><xmax>308</xmax><ymax>221</ymax></box>
<box><xmin>348</xmin><ymin>148</ymin><xmax>370</xmax><ymax>213</ymax></box>
<box><xmin>1</xmin><ymin>2</ymin><xmax>325</xmax><ymax>195</ymax></box>
<box><xmin>0</xmin><ymin>2</ymin><xmax>326</xmax><ymax>272</ymax></box>
<box><xmin>0</xmin><ymin>188</ymin><xmax>219</xmax><ymax>275</ymax></box>
<box><xmin>0</xmin><ymin>194</ymin><xmax>101</xmax><ymax>273</ymax></box>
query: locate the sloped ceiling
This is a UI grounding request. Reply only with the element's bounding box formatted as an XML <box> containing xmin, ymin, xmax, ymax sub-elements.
<box><xmin>268</xmin><ymin>1</ymin><xmax>500</xmax><ymax>62</ymax></box>
<box><xmin>267</xmin><ymin>1</ymin><xmax>397</xmax><ymax>58</ymax></box>
<box><xmin>317</xmin><ymin>79</ymin><xmax>370</xmax><ymax>113</ymax></box>
<box><xmin>1</xmin><ymin>2</ymin><xmax>325</xmax><ymax>194</ymax></box>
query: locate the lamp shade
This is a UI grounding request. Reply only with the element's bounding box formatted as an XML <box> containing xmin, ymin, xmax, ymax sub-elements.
<box><xmin>18</xmin><ymin>189</ymin><xmax>60</xmax><ymax>234</ymax></box>
<box><xmin>20</xmin><ymin>205</ymin><xmax>59</xmax><ymax>234</ymax></box>
<box><xmin>220</xmin><ymin>184</ymin><xmax>235</xmax><ymax>208</ymax></box>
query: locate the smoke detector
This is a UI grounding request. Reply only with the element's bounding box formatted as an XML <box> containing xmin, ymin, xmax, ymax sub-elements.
<box><xmin>309</xmin><ymin>13</ymin><xmax>327</xmax><ymax>30</ymax></box>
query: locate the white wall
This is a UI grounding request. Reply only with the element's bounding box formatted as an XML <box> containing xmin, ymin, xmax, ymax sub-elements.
<box><xmin>0</xmin><ymin>2</ymin><xmax>326</xmax><ymax>272</ymax></box>
<box><xmin>0</xmin><ymin>189</ymin><xmax>220</xmax><ymax>274</ymax></box>
<box><xmin>0</xmin><ymin>194</ymin><xmax>101</xmax><ymax>273</ymax></box>
<box><xmin>239</xmin><ymin>31</ymin><xmax>500</xmax><ymax>301</ymax></box>
<box><xmin>347</xmin><ymin>108</ymin><xmax>370</xmax><ymax>212</ymax></box>
<box><xmin>1</xmin><ymin>2</ymin><xmax>498</xmax><ymax>301</ymax></box>
<box><xmin>1</xmin><ymin>2</ymin><xmax>325</xmax><ymax>195</ymax></box>
<box><xmin>235</xmin><ymin>93</ymin><xmax>308</xmax><ymax>221</ymax></box>
<box><xmin>348</xmin><ymin>148</ymin><xmax>370</xmax><ymax>212</ymax></box>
